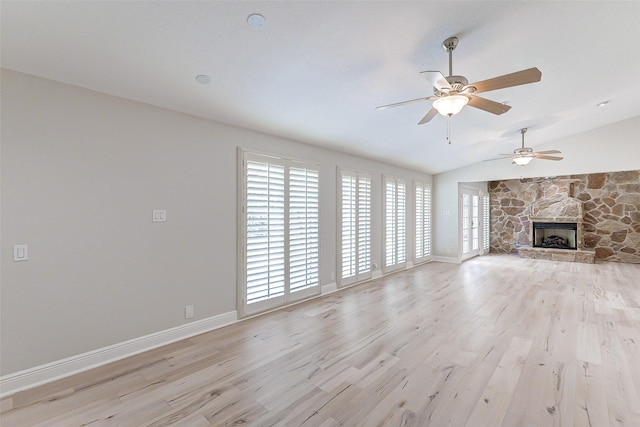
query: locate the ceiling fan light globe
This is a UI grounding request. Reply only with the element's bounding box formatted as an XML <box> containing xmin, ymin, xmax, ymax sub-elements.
<box><xmin>433</xmin><ymin>95</ymin><xmax>469</xmax><ymax>116</ymax></box>
<box><xmin>513</xmin><ymin>156</ymin><xmax>533</xmax><ymax>166</ymax></box>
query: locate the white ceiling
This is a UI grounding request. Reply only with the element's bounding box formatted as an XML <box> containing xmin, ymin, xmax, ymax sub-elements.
<box><xmin>2</xmin><ymin>1</ymin><xmax>640</xmax><ymax>174</ymax></box>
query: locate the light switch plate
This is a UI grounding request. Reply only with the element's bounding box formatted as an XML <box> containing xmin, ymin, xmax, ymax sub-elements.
<box><xmin>152</xmin><ymin>210</ymin><xmax>167</xmax><ymax>222</ymax></box>
<box><xmin>13</xmin><ymin>244</ymin><xmax>28</xmax><ymax>261</ymax></box>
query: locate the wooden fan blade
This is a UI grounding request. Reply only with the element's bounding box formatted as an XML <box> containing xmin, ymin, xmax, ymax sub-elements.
<box><xmin>418</xmin><ymin>108</ymin><xmax>438</xmax><ymax>125</ymax></box>
<box><xmin>469</xmin><ymin>67</ymin><xmax>542</xmax><ymax>94</ymax></box>
<box><xmin>376</xmin><ymin>96</ymin><xmax>434</xmax><ymax>110</ymax></box>
<box><xmin>534</xmin><ymin>155</ymin><xmax>563</xmax><ymax>161</ymax></box>
<box><xmin>467</xmin><ymin>95</ymin><xmax>511</xmax><ymax>115</ymax></box>
<box><xmin>535</xmin><ymin>150</ymin><xmax>561</xmax><ymax>154</ymax></box>
<box><xmin>420</xmin><ymin>71</ymin><xmax>451</xmax><ymax>92</ymax></box>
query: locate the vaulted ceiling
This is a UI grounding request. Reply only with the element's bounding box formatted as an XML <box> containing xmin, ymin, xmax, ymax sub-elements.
<box><xmin>2</xmin><ymin>1</ymin><xmax>639</xmax><ymax>174</ymax></box>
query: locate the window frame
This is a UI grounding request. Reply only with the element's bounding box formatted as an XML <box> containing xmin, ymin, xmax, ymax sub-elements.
<box><xmin>482</xmin><ymin>193</ymin><xmax>490</xmax><ymax>255</ymax></box>
<box><xmin>382</xmin><ymin>175</ymin><xmax>407</xmax><ymax>273</ymax></box>
<box><xmin>238</xmin><ymin>149</ymin><xmax>320</xmax><ymax>317</ymax></box>
<box><xmin>337</xmin><ymin>168</ymin><xmax>372</xmax><ymax>287</ymax></box>
<box><xmin>414</xmin><ymin>180</ymin><xmax>432</xmax><ymax>264</ymax></box>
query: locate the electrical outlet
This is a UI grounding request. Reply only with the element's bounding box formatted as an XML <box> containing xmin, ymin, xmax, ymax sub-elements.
<box><xmin>373</xmin><ymin>262</ymin><xmax>378</xmax><ymax>269</ymax></box>
<box><xmin>185</xmin><ymin>305</ymin><xmax>194</xmax><ymax>319</ymax></box>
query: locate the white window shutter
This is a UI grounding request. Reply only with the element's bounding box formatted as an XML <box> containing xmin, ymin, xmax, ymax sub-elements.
<box><xmin>482</xmin><ymin>194</ymin><xmax>490</xmax><ymax>254</ymax></box>
<box><xmin>289</xmin><ymin>166</ymin><xmax>319</xmax><ymax>293</ymax></box>
<box><xmin>415</xmin><ymin>182</ymin><xmax>431</xmax><ymax>261</ymax></box>
<box><xmin>245</xmin><ymin>160</ymin><xmax>286</xmax><ymax>304</ymax></box>
<box><xmin>339</xmin><ymin>170</ymin><xmax>371</xmax><ymax>286</ymax></box>
<box><xmin>357</xmin><ymin>176</ymin><xmax>371</xmax><ymax>275</ymax></box>
<box><xmin>242</xmin><ymin>152</ymin><xmax>319</xmax><ymax>316</ymax></box>
<box><xmin>384</xmin><ymin>176</ymin><xmax>406</xmax><ymax>272</ymax></box>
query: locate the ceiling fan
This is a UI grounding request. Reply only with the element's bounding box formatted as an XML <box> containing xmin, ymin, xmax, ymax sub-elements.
<box><xmin>376</xmin><ymin>36</ymin><xmax>542</xmax><ymax>126</ymax></box>
<box><xmin>490</xmin><ymin>128</ymin><xmax>563</xmax><ymax>166</ymax></box>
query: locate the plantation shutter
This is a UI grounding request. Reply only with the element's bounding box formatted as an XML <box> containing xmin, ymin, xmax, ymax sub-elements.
<box><xmin>245</xmin><ymin>159</ymin><xmax>286</xmax><ymax>305</ymax></box>
<box><xmin>415</xmin><ymin>181</ymin><xmax>432</xmax><ymax>261</ymax></box>
<box><xmin>357</xmin><ymin>176</ymin><xmax>371</xmax><ymax>275</ymax></box>
<box><xmin>289</xmin><ymin>164</ymin><xmax>319</xmax><ymax>293</ymax></box>
<box><xmin>384</xmin><ymin>176</ymin><xmax>406</xmax><ymax>272</ymax></box>
<box><xmin>385</xmin><ymin>177</ymin><xmax>397</xmax><ymax>267</ymax></box>
<box><xmin>482</xmin><ymin>194</ymin><xmax>490</xmax><ymax>254</ymax></box>
<box><xmin>397</xmin><ymin>182</ymin><xmax>406</xmax><ymax>263</ymax></box>
<box><xmin>341</xmin><ymin>173</ymin><xmax>357</xmax><ymax>280</ymax></box>
<box><xmin>241</xmin><ymin>152</ymin><xmax>319</xmax><ymax>316</ymax></box>
<box><xmin>339</xmin><ymin>169</ymin><xmax>371</xmax><ymax>286</ymax></box>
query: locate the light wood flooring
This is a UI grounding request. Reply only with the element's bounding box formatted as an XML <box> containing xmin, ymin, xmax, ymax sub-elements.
<box><xmin>2</xmin><ymin>254</ymin><xmax>640</xmax><ymax>426</ymax></box>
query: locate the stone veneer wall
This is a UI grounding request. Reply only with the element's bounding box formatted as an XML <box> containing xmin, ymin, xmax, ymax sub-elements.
<box><xmin>489</xmin><ymin>170</ymin><xmax>640</xmax><ymax>263</ymax></box>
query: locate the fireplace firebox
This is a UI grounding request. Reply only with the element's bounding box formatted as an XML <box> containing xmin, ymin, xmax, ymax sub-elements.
<box><xmin>532</xmin><ymin>221</ymin><xmax>578</xmax><ymax>250</ymax></box>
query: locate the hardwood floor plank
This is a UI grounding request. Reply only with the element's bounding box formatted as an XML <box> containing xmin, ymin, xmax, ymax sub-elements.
<box><xmin>2</xmin><ymin>255</ymin><xmax>639</xmax><ymax>426</ymax></box>
<box><xmin>577</xmin><ymin>322</ymin><xmax>602</xmax><ymax>365</ymax></box>
<box><xmin>574</xmin><ymin>362</ymin><xmax>610</xmax><ymax>426</ymax></box>
<box><xmin>426</xmin><ymin>362</ymin><xmax>494</xmax><ymax>426</ymax></box>
<box><xmin>464</xmin><ymin>335</ymin><xmax>533</xmax><ymax>427</ymax></box>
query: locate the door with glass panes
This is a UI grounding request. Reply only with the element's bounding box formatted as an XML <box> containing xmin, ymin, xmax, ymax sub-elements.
<box><xmin>460</xmin><ymin>187</ymin><xmax>480</xmax><ymax>259</ymax></box>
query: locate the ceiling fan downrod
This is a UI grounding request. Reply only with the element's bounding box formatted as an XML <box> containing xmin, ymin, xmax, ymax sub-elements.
<box><xmin>520</xmin><ymin>127</ymin><xmax>528</xmax><ymax>148</ymax></box>
<box><xmin>442</xmin><ymin>36</ymin><xmax>458</xmax><ymax>77</ymax></box>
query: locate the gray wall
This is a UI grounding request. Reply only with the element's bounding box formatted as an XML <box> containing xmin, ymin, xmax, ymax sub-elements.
<box><xmin>4</xmin><ymin>68</ymin><xmax>637</xmax><ymax>376</ymax></box>
<box><xmin>1</xmin><ymin>70</ymin><xmax>432</xmax><ymax>375</ymax></box>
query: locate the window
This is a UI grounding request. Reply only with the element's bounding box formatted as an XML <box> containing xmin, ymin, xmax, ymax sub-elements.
<box><xmin>338</xmin><ymin>169</ymin><xmax>371</xmax><ymax>286</ymax></box>
<box><xmin>383</xmin><ymin>176</ymin><xmax>406</xmax><ymax>272</ymax></box>
<box><xmin>289</xmin><ymin>166</ymin><xmax>320</xmax><ymax>294</ymax></box>
<box><xmin>241</xmin><ymin>151</ymin><xmax>319</xmax><ymax>316</ymax></box>
<box><xmin>472</xmin><ymin>194</ymin><xmax>479</xmax><ymax>252</ymax></box>
<box><xmin>482</xmin><ymin>194</ymin><xmax>490</xmax><ymax>254</ymax></box>
<box><xmin>415</xmin><ymin>181</ymin><xmax>432</xmax><ymax>262</ymax></box>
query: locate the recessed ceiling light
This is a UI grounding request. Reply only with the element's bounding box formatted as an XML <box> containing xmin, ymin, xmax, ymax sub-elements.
<box><xmin>195</xmin><ymin>74</ymin><xmax>211</xmax><ymax>85</ymax></box>
<box><xmin>247</xmin><ymin>14</ymin><xmax>266</xmax><ymax>30</ymax></box>
<box><xmin>596</xmin><ymin>100</ymin><xmax>609</xmax><ymax>107</ymax></box>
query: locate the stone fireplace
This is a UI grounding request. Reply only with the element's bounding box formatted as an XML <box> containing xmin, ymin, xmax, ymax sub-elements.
<box><xmin>489</xmin><ymin>170</ymin><xmax>640</xmax><ymax>264</ymax></box>
<box><xmin>520</xmin><ymin>181</ymin><xmax>593</xmax><ymax>262</ymax></box>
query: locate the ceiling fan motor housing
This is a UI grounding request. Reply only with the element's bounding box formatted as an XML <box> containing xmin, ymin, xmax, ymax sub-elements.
<box><xmin>447</xmin><ymin>75</ymin><xmax>468</xmax><ymax>86</ymax></box>
<box><xmin>514</xmin><ymin>147</ymin><xmax>534</xmax><ymax>155</ymax></box>
<box><xmin>434</xmin><ymin>75</ymin><xmax>469</xmax><ymax>96</ymax></box>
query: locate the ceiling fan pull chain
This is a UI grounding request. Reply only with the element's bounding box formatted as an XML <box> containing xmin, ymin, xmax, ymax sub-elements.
<box><xmin>446</xmin><ymin>115</ymin><xmax>452</xmax><ymax>144</ymax></box>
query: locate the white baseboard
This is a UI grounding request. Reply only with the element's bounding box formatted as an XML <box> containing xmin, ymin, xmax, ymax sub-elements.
<box><xmin>321</xmin><ymin>282</ymin><xmax>338</xmax><ymax>295</ymax></box>
<box><xmin>372</xmin><ymin>269</ymin><xmax>383</xmax><ymax>279</ymax></box>
<box><xmin>432</xmin><ymin>255</ymin><xmax>461</xmax><ymax>264</ymax></box>
<box><xmin>0</xmin><ymin>311</ymin><xmax>237</xmax><ymax>398</ymax></box>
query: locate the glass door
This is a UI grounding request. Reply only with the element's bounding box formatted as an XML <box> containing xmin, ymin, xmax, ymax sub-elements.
<box><xmin>461</xmin><ymin>188</ymin><xmax>480</xmax><ymax>259</ymax></box>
